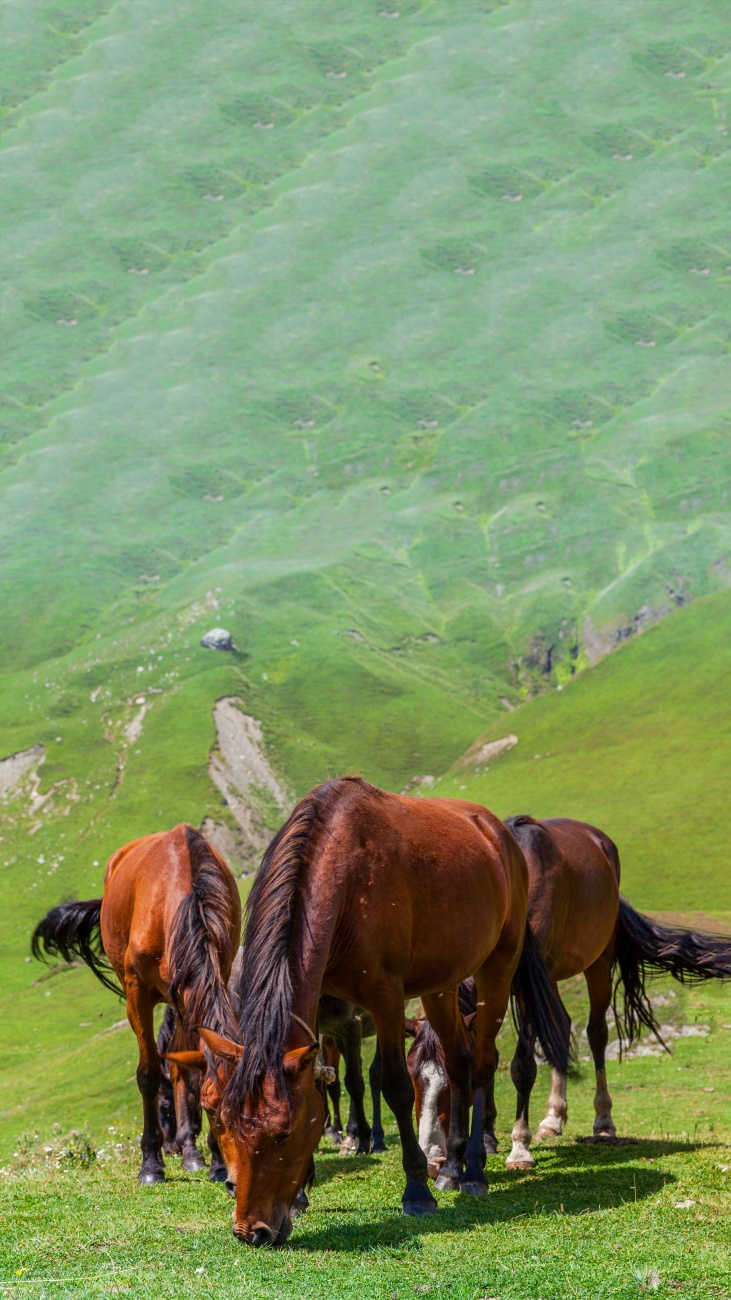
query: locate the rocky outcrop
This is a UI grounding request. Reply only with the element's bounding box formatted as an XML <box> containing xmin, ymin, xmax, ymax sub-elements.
<box><xmin>200</xmin><ymin>627</ymin><xmax>235</xmax><ymax>651</ymax></box>
<box><xmin>0</xmin><ymin>745</ymin><xmax>45</xmax><ymax>801</ymax></box>
<box><xmin>202</xmin><ymin>697</ymin><xmax>291</xmax><ymax>875</ymax></box>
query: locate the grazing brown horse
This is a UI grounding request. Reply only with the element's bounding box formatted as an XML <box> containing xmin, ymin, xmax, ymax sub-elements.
<box><xmin>32</xmin><ymin>825</ymin><xmax>241</xmax><ymax>1185</ymax></box>
<box><xmin>407</xmin><ymin>816</ymin><xmax>731</xmax><ymax>1172</ymax></box>
<box><xmin>194</xmin><ymin>777</ymin><xmax>572</xmax><ymax>1245</ymax></box>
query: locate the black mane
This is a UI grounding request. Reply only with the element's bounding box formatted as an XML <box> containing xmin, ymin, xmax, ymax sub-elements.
<box><xmin>224</xmin><ymin>780</ymin><xmax>343</xmax><ymax>1118</ymax></box>
<box><xmin>167</xmin><ymin>825</ymin><xmax>239</xmax><ymax>1041</ymax></box>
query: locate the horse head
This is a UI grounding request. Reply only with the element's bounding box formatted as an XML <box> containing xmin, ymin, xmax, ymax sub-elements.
<box><xmin>195</xmin><ymin>1026</ymin><xmax>324</xmax><ymax>1245</ymax></box>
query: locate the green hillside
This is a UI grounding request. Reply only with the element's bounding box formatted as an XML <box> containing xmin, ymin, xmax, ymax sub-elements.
<box><xmin>1</xmin><ymin>0</ymin><xmax>729</xmax><ymax>808</ymax></box>
<box><xmin>431</xmin><ymin>589</ymin><xmax>731</xmax><ymax>918</ymax></box>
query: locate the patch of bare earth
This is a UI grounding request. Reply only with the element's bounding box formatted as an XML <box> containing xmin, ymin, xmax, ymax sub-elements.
<box><xmin>202</xmin><ymin>697</ymin><xmax>291</xmax><ymax>876</ymax></box>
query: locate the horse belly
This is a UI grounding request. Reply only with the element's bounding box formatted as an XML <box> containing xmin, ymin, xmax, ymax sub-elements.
<box><xmin>401</xmin><ymin>888</ymin><xmax>503</xmax><ymax>998</ymax></box>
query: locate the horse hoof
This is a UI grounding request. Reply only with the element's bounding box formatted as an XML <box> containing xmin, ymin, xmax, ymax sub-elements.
<box><xmin>434</xmin><ymin>1173</ymin><xmax>460</xmax><ymax>1192</ymax></box>
<box><xmin>593</xmin><ymin>1129</ymin><xmax>618</xmax><ymax>1142</ymax></box>
<box><xmin>483</xmin><ymin>1137</ymin><xmax>498</xmax><ymax>1156</ymax></box>
<box><xmin>506</xmin><ymin>1158</ymin><xmax>535</xmax><ymax>1171</ymax></box>
<box><xmin>138</xmin><ymin>1169</ymin><xmax>165</xmax><ymax>1185</ymax></box>
<box><xmin>372</xmin><ymin>1139</ymin><xmax>387</xmax><ymax>1154</ymax></box>
<box><xmin>535</xmin><ymin>1123</ymin><xmax>561</xmax><ymax>1140</ymax></box>
<box><xmin>339</xmin><ymin>1137</ymin><xmax>358</xmax><ymax>1156</ymax></box>
<box><xmin>208</xmin><ymin>1167</ymin><xmax>227</xmax><ymax>1184</ymax></box>
<box><xmin>182</xmin><ymin>1153</ymin><xmax>206</xmax><ymax>1174</ymax></box>
<box><xmin>403</xmin><ymin>1198</ymin><xmax>437</xmax><ymax>1216</ymax></box>
<box><xmin>460</xmin><ymin>1179</ymin><xmax>488</xmax><ymax>1197</ymax></box>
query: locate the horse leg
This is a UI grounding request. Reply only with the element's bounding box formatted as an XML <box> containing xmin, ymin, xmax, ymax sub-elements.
<box><xmin>158</xmin><ymin>1070</ymin><xmax>177</xmax><ymax>1154</ymax></box>
<box><xmin>341</xmin><ymin>1094</ymin><xmax>358</xmax><ymax>1154</ymax></box>
<box><xmin>125</xmin><ymin>976</ymin><xmax>165</xmax><ymax>1185</ymax></box>
<box><xmin>533</xmin><ymin>980</ymin><xmax>569</xmax><ymax>1140</ymax></box>
<box><xmin>372</xmin><ymin>994</ymin><xmax>436</xmax><ymax>1215</ymax></box>
<box><xmin>207</xmin><ymin>1128</ymin><xmax>227</xmax><ymax>1183</ymax></box>
<box><xmin>169</xmin><ymin>1059</ymin><xmax>205</xmax><ymax>1173</ymax></box>
<box><xmin>421</xmin><ymin>990</ymin><xmax>471</xmax><ymax>1193</ymax></box>
<box><xmin>534</xmin><ymin>1067</ymin><xmax>568</xmax><ymax>1139</ymax></box>
<box><xmin>506</xmin><ymin>1027</ymin><xmax>537</xmax><ymax>1168</ymax></box>
<box><xmin>483</xmin><ymin>1045</ymin><xmax>499</xmax><ymax>1156</ymax></box>
<box><xmin>340</xmin><ymin>1018</ymin><xmax>372</xmax><ymax>1155</ymax></box>
<box><xmin>461</xmin><ymin>963</ymin><xmax>512</xmax><ymax>1194</ymax></box>
<box><xmin>585</xmin><ymin>956</ymin><xmax>616</xmax><ymax>1139</ymax></box>
<box><xmin>369</xmin><ymin>1040</ymin><xmax>387</xmax><ymax>1152</ymax></box>
<box><xmin>322</xmin><ymin>1036</ymin><xmax>343</xmax><ymax>1144</ymax></box>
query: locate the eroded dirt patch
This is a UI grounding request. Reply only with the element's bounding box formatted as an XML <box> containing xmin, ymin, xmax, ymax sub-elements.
<box><xmin>202</xmin><ymin>697</ymin><xmax>291</xmax><ymax>875</ymax></box>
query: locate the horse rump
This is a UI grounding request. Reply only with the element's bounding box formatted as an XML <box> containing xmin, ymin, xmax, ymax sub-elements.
<box><xmin>613</xmin><ymin>897</ymin><xmax>731</xmax><ymax>1052</ymax></box>
<box><xmin>31</xmin><ymin>897</ymin><xmax>120</xmax><ymax>995</ymax></box>
<box><xmin>510</xmin><ymin>922</ymin><xmax>574</xmax><ymax>1076</ymax></box>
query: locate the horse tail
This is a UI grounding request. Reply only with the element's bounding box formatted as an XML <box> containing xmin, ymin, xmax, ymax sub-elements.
<box><xmin>31</xmin><ymin>898</ymin><xmax>121</xmax><ymax>995</ymax></box>
<box><xmin>511</xmin><ymin>922</ymin><xmax>574</xmax><ymax>1076</ymax></box>
<box><xmin>167</xmin><ymin>826</ymin><xmax>240</xmax><ymax>1038</ymax></box>
<box><xmin>613</xmin><ymin>897</ymin><xmax>731</xmax><ymax>1052</ymax></box>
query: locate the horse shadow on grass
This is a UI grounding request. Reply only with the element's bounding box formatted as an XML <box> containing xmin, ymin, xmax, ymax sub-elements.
<box><xmin>293</xmin><ymin>1137</ymin><xmax>706</xmax><ymax>1253</ymax></box>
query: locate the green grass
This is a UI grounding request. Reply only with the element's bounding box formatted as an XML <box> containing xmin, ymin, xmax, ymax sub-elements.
<box><xmin>2</xmin><ymin>987</ymin><xmax>731</xmax><ymax>1298</ymax></box>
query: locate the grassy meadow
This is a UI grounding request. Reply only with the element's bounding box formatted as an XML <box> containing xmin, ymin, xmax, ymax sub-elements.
<box><xmin>1</xmin><ymin>0</ymin><xmax>730</xmax><ymax>1295</ymax></box>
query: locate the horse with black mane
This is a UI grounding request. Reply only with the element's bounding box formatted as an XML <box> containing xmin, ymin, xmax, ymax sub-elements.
<box><xmin>194</xmin><ymin>776</ymin><xmax>573</xmax><ymax>1245</ymax></box>
<box><xmin>407</xmin><ymin>815</ymin><xmax>731</xmax><ymax>1172</ymax></box>
<box><xmin>32</xmin><ymin>824</ymin><xmax>241</xmax><ymax>1185</ymax></box>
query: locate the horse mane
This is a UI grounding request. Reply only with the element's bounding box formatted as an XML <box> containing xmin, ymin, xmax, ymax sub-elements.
<box><xmin>225</xmin><ymin>780</ymin><xmax>346</xmax><ymax>1117</ymax></box>
<box><xmin>167</xmin><ymin>826</ymin><xmax>239</xmax><ymax>1040</ymax></box>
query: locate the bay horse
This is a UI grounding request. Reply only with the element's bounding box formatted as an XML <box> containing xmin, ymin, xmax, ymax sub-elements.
<box><xmin>32</xmin><ymin>824</ymin><xmax>241</xmax><ymax>1185</ymax></box>
<box><xmin>194</xmin><ymin>776</ymin><xmax>572</xmax><ymax>1245</ymax></box>
<box><xmin>407</xmin><ymin>815</ymin><xmax>731</xmax><ymax>1172</ymax></box>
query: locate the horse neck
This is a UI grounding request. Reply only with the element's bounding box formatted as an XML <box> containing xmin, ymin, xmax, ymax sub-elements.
<box><xmin>288</xmin><ymin>876</ymin><xmax>340</xmax><ymax>1036</ymax></box>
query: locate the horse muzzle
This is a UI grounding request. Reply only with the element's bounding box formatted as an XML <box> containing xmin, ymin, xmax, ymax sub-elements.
<box><xmin>233</xmin><ymin>1213</ymin><xmax>291</xmax><ymax>1248</ymax></box>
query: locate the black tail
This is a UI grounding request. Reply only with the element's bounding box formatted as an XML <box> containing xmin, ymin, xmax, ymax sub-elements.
<box><xmin>167</xmin><ymin>826</ymin><xmax>239</xmax><ymax>1038</ymax></box>
<box><xmin>613</xmin><ymin>897</ymin><xmax>731</xmax><ymax>1051</ymax></box>
<box><xmin>31</xmin><ymin>898</ymin><xmax>120</xmax><ymax>996</ymax></box>
<box><xmin>511</xmin><ymin>922</ymin><xmax>574</xmax><ymax>1075</ymax></box>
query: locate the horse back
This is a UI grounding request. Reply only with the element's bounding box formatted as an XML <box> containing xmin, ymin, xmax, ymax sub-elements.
<box><xmin>100</xmin><ymin>824</ymin><xmax>202</xmax><ymax>990</ymax></box>
<box><xmin>316</xmin><ymin>783</ymin><xmax>526</xmax><ymax>1002</ymax></box>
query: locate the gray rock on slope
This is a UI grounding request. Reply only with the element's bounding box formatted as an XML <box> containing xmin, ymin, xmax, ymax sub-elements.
<box><xmin>200</xmin><ymin>627</ymin><xmax>234</xmax><ymax>651</ymax></box>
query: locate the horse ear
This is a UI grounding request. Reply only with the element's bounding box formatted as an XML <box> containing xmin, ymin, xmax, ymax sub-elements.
<box><xmin>197</xmin><ymin>1026</ymin><xmax>244</xmax><ymax>1063</ymax></box>
<box><xmin>164</xmin><ymin>1049</ymin><xmax>206</xmax><ymax>1073</ymax></box>
<box><xmin>462</xmin><ymin>1011</ymin><xmax>477</xmax><ymax>1029</ymax></box>
<box><xmin>283</xmin><ymin>1044</ymin><xmax>319</xmax><ymax>1076</ymax></box>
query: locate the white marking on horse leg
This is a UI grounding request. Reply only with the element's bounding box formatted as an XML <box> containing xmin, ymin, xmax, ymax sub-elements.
<box><xmin>417</xmin><ymin>1061</ymin><xmax>448</xmax><ymax>1176</ymax></box>
<box><xmin>535</xmin><ymin>1069</ymin><xmax>568</xmax><ymax>1139</ymax></box>
<box><xmin>592</xmin><ymin>1067</ymin><xmax>616</xmax><ymax>1137</ymax></box>
<box><xmin>506</xmin><ymin>1114</ymin><xmax>534</xmax><ymax>1170</ymax></box>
